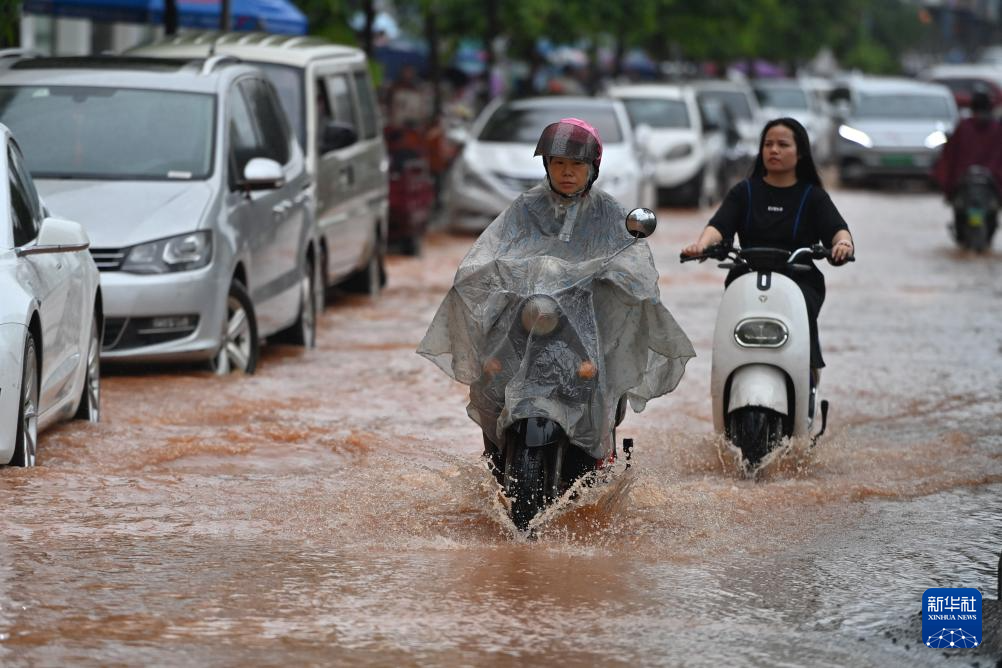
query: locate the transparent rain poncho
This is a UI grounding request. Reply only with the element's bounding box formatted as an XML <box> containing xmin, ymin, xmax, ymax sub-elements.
<box><xmin>418</xmin><ymin>183</ymin><xmax>695</xmax><ymax>459</ymax></box>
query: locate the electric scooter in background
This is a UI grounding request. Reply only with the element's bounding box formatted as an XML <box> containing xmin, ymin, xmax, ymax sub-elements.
<box><xmin>951</xmin><ymin>165</ymin><xmax>998</xmax><ymax>253</ymax></box>
<box><xmin>681</xmin><ymin>244</ymin><xmax>853</xmax><ymax>470</ymax></box>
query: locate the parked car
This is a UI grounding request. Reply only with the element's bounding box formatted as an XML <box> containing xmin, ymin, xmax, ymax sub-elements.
<box><xmin>698</xmin><ymin>96</ymin><xmax>754</xmax><ymax>193</ymax></box>
<box><xmin>607</xmin><ymin>83</ymin><xmax>726</xmax><ymax>207</ymax></box>
<box><xmin>752</xmin><ymin>78</ymin><xmax>834</xmax><ymax>164</ymax></box>
<box><xmin>921</xmin><ymin>63</ymin><xmax>1002</xmax><ymax>114</ymax></box>
<box><xmin>830</xmin><ymin>76</ymin><xmax>958</xmax><ymax>186</ymax></box>
<box><xmin>692</xmin><ymin>79</ymin><xmax>767</xmax><ymax>168</ymax></box>
<box><xmin>129</xmin><ymin>32</ymin><xmax>389</xmax><ymax>295</ymax></box>
<box><xmin>0</xmin><ymin>54</ymin><xmax>318</xmax><ymax>374</ymax></box>
<box><xmin>444</xmin><ymin>96</ymin><xmax>654</xmax><ymax>232</ymax></box>
<box><xmin>1</xmin><ymin>123</ymin><xmax>101</xmax><ymax>466</ymax></box>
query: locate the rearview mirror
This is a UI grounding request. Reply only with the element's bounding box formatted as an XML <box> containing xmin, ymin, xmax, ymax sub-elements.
<box><xmin>626</xmin><ymin>207</ymin><xmax>657</xmax><ymax>238</ymax></box>
<box><xmin>241</xmin><ymin>157</ymin><xmax>285</xmax><ymax>191</ymax></box>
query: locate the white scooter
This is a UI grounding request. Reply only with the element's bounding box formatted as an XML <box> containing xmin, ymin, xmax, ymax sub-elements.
<box><xmin>681</xmin><ymin>244</ymin><xmax>852</xmax><ymax>468</ymax></box>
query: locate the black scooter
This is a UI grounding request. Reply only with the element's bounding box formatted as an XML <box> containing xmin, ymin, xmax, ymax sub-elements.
<box><xmin>481</xmin><ymin>209</ymin><xmax>656</xmax><ymax>531</ymax></box>
<box><xmin>951</xmin><ymin>165</ymin><xmax>998</xmax><ymax>253</ymax></box>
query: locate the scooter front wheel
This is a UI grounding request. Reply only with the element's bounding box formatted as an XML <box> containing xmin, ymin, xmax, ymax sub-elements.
<box><xmin>505</xmin><ymin>444</ymin><xmax>550</xmax><ymax>531</ymax></box>
<box><xmin>727</xmin><ymin>407</ymin><xmax>785</xmax><ymax>468</ymax></box>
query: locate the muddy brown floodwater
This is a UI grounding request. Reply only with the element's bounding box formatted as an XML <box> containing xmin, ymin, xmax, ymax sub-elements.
<box><xmin>1</xmin><ymin>185</ymin><xmax>1000</xmax><ymax>666</ymax></box>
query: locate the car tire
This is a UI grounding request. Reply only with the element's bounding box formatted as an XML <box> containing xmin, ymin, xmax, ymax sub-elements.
<box><xmin>280</xmin><ymin>257</ymin><xmax>319</xmax><ymax>349</ymax></box>
<box><xmin>209</xmin><ymin>280</ymin><xmax>258</xmax><ymax>375</ymax></box>
<box><xmin>399</xmin><ymin>234</ymin><xmax>422</xmax><ymax>257</ymax></box>
<box><xmin>73</xmin><ymin>313</ymin><xmax>101</xmax><ymax>422</ymax></box>
<box><xmin>345</xmin><ymin>241</ymin><xmax>384</xmax><ymax>297</ymax></box>
<box><xmin>12</xmin><ymin>332</ymin><xmax>39</xmax><ymax>467</ymax></box>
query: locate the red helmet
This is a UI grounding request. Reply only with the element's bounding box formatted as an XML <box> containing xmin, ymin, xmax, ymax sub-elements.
<box><xmin>534</xmin><ymin>118</ymin><xmax>603</xmax><ymax>180</ymax></box>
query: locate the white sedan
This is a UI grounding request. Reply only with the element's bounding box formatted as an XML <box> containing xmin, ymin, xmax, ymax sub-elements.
<box><xmin>443</xmin><ymin>96</ymin><xmax>655</xmax><ymax>232</ymax></box>
<box><xmin>1</xmin><ymin>125</ymin><xmax>102</xmax><ymax>466</ymax></box>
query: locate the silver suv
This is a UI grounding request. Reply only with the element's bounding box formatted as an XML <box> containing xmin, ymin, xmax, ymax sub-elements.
<box><xmin>130</xmin><ymin>32</ymin><xmax>389</xmax><ymax>297</ymax></box>
<box><xmin>0</xmin><ymin>55</ymin><xmax>320</xmax><ymax>374</ymax></box>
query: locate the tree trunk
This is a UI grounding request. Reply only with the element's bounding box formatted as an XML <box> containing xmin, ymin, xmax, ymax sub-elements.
<box><xmin>361</xmin><ymin>0</ymin><xmax>375</xmax><ymax>57</ymax></box>
<box><xmin>424</xmin><ymin>1</ymin><xmax>441</xmax><ymax>117</ymax></box>
<box><xmin>480</xmin><ymin>0</ymin><xmax>499</xmax><ymax>109</ymax></box>
<box><xmin>220</xmin><ymin>0</ymin><xmax>231</xmax><ymax>32</ymax></box>
<box><xmin>165</xmin><ymin>0</ymin><xmax>178</xmax><ymax>36</ymax></box>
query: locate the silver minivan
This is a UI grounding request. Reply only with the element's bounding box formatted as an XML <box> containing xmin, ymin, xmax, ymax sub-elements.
<box><xmin>130</xmin><ymin>32</ymin><xmax>389</xmax><ymax>297</ymax></box>
<box><xmin>0</xmin><ymin>55</ymin><xmax>320</xmax><ymax>374</ymax></box>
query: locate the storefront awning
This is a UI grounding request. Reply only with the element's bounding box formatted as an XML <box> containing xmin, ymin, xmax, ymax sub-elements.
<box><xmin>23</xmin><ymin>0</ymin><xmax>307</xmax><ymax>35</ymax></box>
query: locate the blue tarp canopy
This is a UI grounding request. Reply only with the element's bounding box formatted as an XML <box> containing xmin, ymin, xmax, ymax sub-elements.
<box><xmin>23</xmin><ymin>0</ymin><xmax>307</xmax><ymax>35</ymax></box>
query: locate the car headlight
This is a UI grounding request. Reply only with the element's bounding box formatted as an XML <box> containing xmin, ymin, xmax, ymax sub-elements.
<box><xmin>838</xmin><ymin>124</ymin><xmax>873</xmax><ymax>148</ymax></box>
<box><xmin>924</xmin><ymin>130</ymin><xmax>947</xmax><ymax>149</ymax></box>
<box><xmin>664</xmin><ymin>143</ymin><xmax>694</xmax><ymax>159</ymax></box>
<box><xmin>734</xmin><ymin>318</ymin><xmax>788</xmax><ymax>348</ymax></box>
<box><xmin>521</xmin><ymin>295</ymin><xmax>560</xmax><ymax>336</ymax></box>
<box><xmin>121</xmin><ymin>231</ymin><xmax>212</xmax><ymax>274</ymax></box>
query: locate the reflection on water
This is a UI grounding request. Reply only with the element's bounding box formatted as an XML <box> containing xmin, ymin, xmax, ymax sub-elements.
<box><xmin>0</xmin><ymin>189</ymin><xmax>1000</xmax><ymax>664</ymax></box>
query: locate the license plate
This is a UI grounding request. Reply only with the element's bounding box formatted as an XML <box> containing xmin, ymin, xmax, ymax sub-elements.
<box><xmin>881</xmin><ymin>154</ymin><xmax>914</xmax><ymax>167</ymax></box>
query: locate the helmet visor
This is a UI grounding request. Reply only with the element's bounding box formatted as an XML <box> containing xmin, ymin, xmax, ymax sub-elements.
<box><xmin>534</xmin><ymin>121</ymin><xmax>601</xmax><ymax>164</ymax></box>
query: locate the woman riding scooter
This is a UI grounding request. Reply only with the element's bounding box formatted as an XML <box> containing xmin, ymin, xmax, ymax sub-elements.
<box><xmin>681</xmin><ymin>117</ymin><xmax>854</xmax><ymax>386</ymax></box>
<box><xmin>419</xmin><ymin>118</ymin><xmax>694</xmax><ymax>529</ymax></box>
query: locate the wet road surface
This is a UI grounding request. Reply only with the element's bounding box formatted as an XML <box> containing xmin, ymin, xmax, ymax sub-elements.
<box><xmin>2</xmin><ymin>184</ymin><xmax>1001</xmax><ymax>666</ymax></box>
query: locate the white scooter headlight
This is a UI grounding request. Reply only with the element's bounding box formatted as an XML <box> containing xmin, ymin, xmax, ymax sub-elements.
<box><xmin>521</xmin><ymin>295</ymin><xmax>561</xmax><ymax>335</ymax></box>
<box><xmin>734</xmin><ymin>318</ymin><xmax>788</xmax><ymax>348</ymax></box>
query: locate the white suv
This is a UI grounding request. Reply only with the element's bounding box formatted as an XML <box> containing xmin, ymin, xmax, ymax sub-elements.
<box><xmin>131</xmin><ymin>32</ymin><xmax>389</xmax><ymax>297</ymax></box>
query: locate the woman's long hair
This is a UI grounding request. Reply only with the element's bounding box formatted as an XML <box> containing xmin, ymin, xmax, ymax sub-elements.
<box><xmin>750</xmin><ymin>117</ymin><xmax>823</xmax><ymax>188</ymax></box>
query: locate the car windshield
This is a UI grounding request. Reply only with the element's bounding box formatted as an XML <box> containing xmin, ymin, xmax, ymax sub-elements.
<box><xmin>0</xmin><ymin>85</ymin><xmax>215</xmax><ymax>180</ymax></box>
<box><xmin>479</xmin><ymin>105</ymin><xmax>624</xmax><ymax>143</ymax></box>
<box><xmin>756</xmin><ymin>87</ymin><xmax>809</xmax><ymax>110</ymax></box>
<box><xmin>855</xmin><ymin>93</ymin><xmax>954</xmax><ymax>119</ymax></box>
<box><xmin>698</xmin><ymin>90</ymin><xmax>753</xmax><ymax>120</ymax></box>
<box><xmin>252</xmin><ymin>62</ymin><xmax>305</xmax><ymax>150</ymax></box>
<box><xmin>620</xmin><ymin>98</ymin><xmax>690</xmax><ymax>129</ymax></box>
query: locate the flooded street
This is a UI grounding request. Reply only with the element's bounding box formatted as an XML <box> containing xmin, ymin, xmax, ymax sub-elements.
<box><xmin>3</xmin><ymin>184</ymin><xmax>1001</xmax><ymax>666</ymax></box>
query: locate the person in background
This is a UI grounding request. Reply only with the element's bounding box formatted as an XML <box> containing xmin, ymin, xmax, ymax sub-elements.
<box><xmin>932</xmin><ymin>88</ymin><xmax>1002</xmax><ymax>239</ymax></box>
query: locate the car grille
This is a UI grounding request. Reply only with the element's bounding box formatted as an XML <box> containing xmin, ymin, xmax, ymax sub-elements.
<box><xmin>90</xmin><ymin>247</ymin><xmax>127</xmax><ymax>272</ymax></box>
<box><xmin>101</xmin><ymin>316</ymin><xmax>199</xmax><ymax>352</ymax></box>
<box><xmin>493</xmin><ymin>173</ymin><xmax>539</xmax><ymax>194</ymax></box>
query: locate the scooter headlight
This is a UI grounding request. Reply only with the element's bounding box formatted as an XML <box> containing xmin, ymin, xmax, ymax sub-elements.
<box><xmin>521</xmin><ymin>295</ymin><xmax>561</xmax><ymax>335</ymax></box>
<box><xmin>734</xmin><ymin>318</ymin><xmax>788</xmax><ymax>348</ymax></box>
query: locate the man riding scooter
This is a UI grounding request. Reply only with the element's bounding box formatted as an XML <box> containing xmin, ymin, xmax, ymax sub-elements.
<box><xmin>932</xmin><ymin>89</ymin><xmax>1002</xmax><ymax>250</ymax></box>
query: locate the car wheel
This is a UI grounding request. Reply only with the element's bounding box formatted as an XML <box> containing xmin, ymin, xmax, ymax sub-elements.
<box><xmin>73</xmin><ymin>314</ymin><xmax>101</xmax><ymax>422</ymax></box>
<box><xmin>399</xmin><ymin>234</ymin><xmax>422</xmax><ymax>257</ymax></box>
<box><xmin>346</xmin><ymin>243</ymin><xmax>383</xmax><ymax>297</ymax></box>
<box><xmin>12</xmin><ymin>332</ymin><xmax>39</xmax><ymax>467</ymax></box>
<box><xmin>209</xmin><ymin>281</ymin><xmax>258</xmax><ymax>375</ymax></box>
<box><xmin>284</xmin><ymin>258</ymin><xmax>318</xmax><ymax>349</ymax></box>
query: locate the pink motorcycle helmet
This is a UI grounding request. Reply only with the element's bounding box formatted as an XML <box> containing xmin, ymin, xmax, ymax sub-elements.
<box><xmin>534</xmin><ymin>118</ymin><xmax>603</xmax><ymax>191</ymax></box>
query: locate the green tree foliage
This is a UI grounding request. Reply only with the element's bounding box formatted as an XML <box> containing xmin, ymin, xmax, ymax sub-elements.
<box><xmin>305</xmin><ymin>0</ymin><xmax>930</xmax><ymax>77</ymax></box>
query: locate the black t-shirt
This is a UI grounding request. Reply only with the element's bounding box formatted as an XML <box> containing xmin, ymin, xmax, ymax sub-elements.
<box><xmin>707</xmin><ymin>176</ymin><xmax>850</xmax><ymax>297</ymax></box>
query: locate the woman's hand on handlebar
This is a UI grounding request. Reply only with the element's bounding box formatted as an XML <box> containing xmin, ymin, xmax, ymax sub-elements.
<box><xmin>829</xmin><ymin>237</ymin><xmax>855</xmax><ymax>266</ymax></box>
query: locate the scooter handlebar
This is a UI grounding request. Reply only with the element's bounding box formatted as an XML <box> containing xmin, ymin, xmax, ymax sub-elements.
<box><xmin>679</xmin><ymin>243</ymin><xmax>732</xmax><ymax>263</ymax></box>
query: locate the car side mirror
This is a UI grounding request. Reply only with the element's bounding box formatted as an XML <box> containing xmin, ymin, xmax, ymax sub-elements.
<box><xmin>240</xmin><ymin>157</ymin><xmax>285</xmax><ymax>191</ymax></box>
<box><xmin>320</xmin><ymin>120</ymin><xmax>358</xmax><ymax>153</ymax></box>
<box><xmin>16</xmin><ymin>217</ymin><xmax>90</xmax><ymax>256</ymax></box>
<box><xmin>447</xmin><ymin>125</ymin><xmax>471</xmax><ymax>146</ymax></box>
<box><xmin>625</xmin><ymin>207</ymin><xmax>657</xmax><ymax>238</ymax></box>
